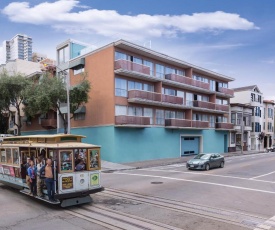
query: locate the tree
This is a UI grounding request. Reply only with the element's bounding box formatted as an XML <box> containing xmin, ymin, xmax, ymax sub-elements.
<box><xmin>257</xmin><ymin>132</ymin><xmax>265</xmax><ymax>151</ymax></box>
<box><xmin>0</xmin><ymin>71</ymin><xmax>31</xmax><ymax>135</ymax></box>
<box><xmin>24</xmin><ymin>73</ymin><xmax>91</xmax><ymax>134</ymax></box>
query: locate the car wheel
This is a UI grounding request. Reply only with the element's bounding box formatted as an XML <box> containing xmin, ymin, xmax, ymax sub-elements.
<box><xmin>205</xmin><ymin>164</ymin><xmax>210</xmax><ymax>171</ymax></box>
<box><xmin>220</xmin><ymin>161</ymin><xmax>224</xmax><ymax>168</ymax></box>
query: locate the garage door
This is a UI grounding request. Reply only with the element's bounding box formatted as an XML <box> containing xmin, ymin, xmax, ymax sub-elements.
<box><xmin>181</xmin><ymin>137</ymin><xmax>200</xmax><ymax>156</ymax></box>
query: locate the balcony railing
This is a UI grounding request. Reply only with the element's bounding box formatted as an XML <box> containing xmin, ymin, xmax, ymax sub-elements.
<box><xmin>128</xmin><ymin>90</ymin><xmax>161</xmax><ymax>102</ymax></box>
<box><xmin>165</xmin><ymin>74</ymin><xmax>210</xmax><ymax>90</ymax></box>
<box><xmin>215</xmin><ymin>122</ymin><xmax>234</xmax><ymax>130</ymax></box>
<box><xmin>165</xmin><ymin>119</ymin><xmax>192</xmax><ymax>128</ymax></box>
<box><xmin>218</xmin><ymin>87</ymin><xmax>234</xmax><ymax>97</ymax></box>
<box><xmin>115</xmin><ymin>115</ymin><xmax>150</xmax><ymax>126</ymax></box>
<box><xmin>192</xmin><ymin>120</ymin><xmax>209</xmax><ymax>128</ymax></box>
<box><xmin>215</xmin><ymin>104</ymin><xmax>229</xmax><ymax>112</ymax></box>
<box><xmin>41</xmin><ymin>119</ymin><xmax>57</xmax><ymax>129</ymax></box>
<box><xmin>115</xmin><ymin>60</ymin><xmax>150</xmax><ymax>75</ymax></box>
<box><xmin>162</xmin><ymin>94</ymin><xmax>183</xmax><ymax>104</ymax></box>
<box><xmin>193</xmin><ymin>101</ymin><xmax>215</xmax><ymax>110</ymax></box>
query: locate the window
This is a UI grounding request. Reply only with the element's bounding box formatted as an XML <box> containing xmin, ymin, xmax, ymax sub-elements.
<box><xmin>58</xmin><ymin>45</ymin><xmax>69</xmax><ymax>64</ymax></box>
<box><xmin>115</xmin><ymin>51</ymin><xmax>127</xmax><ymax>60</ymax></box>
<box><xmin>251</xmin><ymin>93</ymin><xmax>255</xmax><ymax>102</ymax></box>
<box><xmin>218</xmin><ymin>82</ymin><xmax>228</xmax><ymax>88</ymax></box>
<box><xmin>176</xmin><ymin>111</ymin><xmax>184</xmax><ymax>119</ymax></box>
<box><xmin>144</xmin><ymin>108</ymin><xmax>153</xmax><ymax>124</ymax></box>
<box><xmin>176</xmin><ymin>69</ymin><xmax>185</xmax><ymax>76</ymax></box>
<box><xmin>193</xmin><ymin>75</ymin><xmax>209</xmax><ymax>83</ymax></box>
<box><xmin>162</xmin><ymin>88</ymin><xmax>176</xmax><ymax>96</ymax></box>
<box><xmin>231</xmin><ymin>113</ymin><xmax>236</xmax><ymax>125</ymax></box>
<box><xmin>263</xmin><ymin>122</ymin><xmax>265</xmax><ymax>130</ymax></box>
<box><xmin>128</xmin><ymin>107</ymin><xmax>142</xmax><ymax>116</ymax></box>
<box><xmin>237</xmin><ymin>113</ymin><xmax>242</xmax><ymax>125</ymax></box>
<box><xmin>115</xmin><ymin>105</ymin><xmax>127</xmax><ymax>115</ymax></box>
<box><xmin>143</xmin><ymin>60</ymin><xmax>154</xmax><ymax>76</ymax></box>
<box><xmin>74</xmin><ymin>113</ymin><xmax>85</xmax><ymax>120</ymax></box>
<box><xmin>192</xmin><ymin>113</ymin><xmax>202</xmax><ymax>121</ymax></box>
<box><xmin>143</xmin><ymin>83</ymin><xmax>154</xmax><ymax>92</ymax></box>
<box><xmin>209</xmin><ymin>115</ymin><xmax>215</xmax><ymax>128</ymax></box>
<box><xmin>156</xmin><ymin>110</ymin><xmax>164</xmax><ymax>125</ymax></box>
<box><xmin>231</xmin><ymin>133</ymin><xmax>236</xmax><ymax>144</ymax></box>
<box><xmin>202</xmin><ymin>114</ymin><xmax>208</xmax><ymax>121</ymax></box>
<box><xmin>216</xmin><ymin>98</ymin><xmax>228</xmax><ymax>105</ymax></box>
<box><xmin>115</xmin><ymin>78</ymin><xmax>127</xmax><ymax>97</ymax></box>
<box><xmin>255</xmin><ymin>122</ymin><xmax>261</xmax><ymax>132</ymax></box>
<box><xmin>165</xmin><ymin>67</ymin><xmax>176</xmax><ymax>75</ymax></box>
<box><xmin>156</xmin><ymin>64</ymin><xmax>164</xmax><ymax>78</ymax></box>
<box><xmin>268</xmin><ymin>108</ymin><xmax>273</xmax><ymax>118</ymax></box>
<box><xmin>254</xmin><ymin>107</ymin><xmax>261</xmax><ymax>117</ymax></box>
<box><xmin>258</xmin><ymin>95</ymin><xmax>262</xmax><ymax>103</ymax></box>
<box><xmin>186</xmin><ymin>93</ymin><xmax>193</xmax><ymax>106</ymax></box>
<box><xmin>128</xmin><ymin>81</ymin><xmax>142</xmax><ymax>91</ymax></box>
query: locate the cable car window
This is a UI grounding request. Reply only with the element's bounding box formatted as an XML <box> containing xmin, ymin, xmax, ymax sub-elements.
<box><xmin>59</xmin><ymin>150</ymin><xmax>74</xmax><ymax>173</ymax></box>
<box><xmin>12</xmin><ymin>149</ymin><xmax>19</xmax><ymax>165</ymax></box>
<box><xmin>88</xmin><ymin>149</ymin><xmax>100</xmax><ymax>170</ymax></box>
<box><xmin>6</xmin><ymin>149</ymin><xmax>12</xmax><ymax>164</ymax></box>
<box><xmin>1</xmin><ymin>149</ymin><xmax>6</xmax><ymax>163</ymax></box>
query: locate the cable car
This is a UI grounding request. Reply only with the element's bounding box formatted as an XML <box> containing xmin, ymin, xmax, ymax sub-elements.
<box><xmin>0</xmin><ymin>134</ymin><xmax>104</xmax><ymax>207</ymax></box>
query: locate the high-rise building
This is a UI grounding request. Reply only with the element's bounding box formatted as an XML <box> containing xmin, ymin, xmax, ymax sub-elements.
<box><xmin>2</xmin><ymin>34</ymin><xmax>32</xmax><ymax>63</ymax></box>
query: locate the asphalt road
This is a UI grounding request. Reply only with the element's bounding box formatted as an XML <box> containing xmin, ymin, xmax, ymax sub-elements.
<box><xmin>1</xmin><ymin>152</ymin><xmax>275</xmax><ymax>230</ymax></box>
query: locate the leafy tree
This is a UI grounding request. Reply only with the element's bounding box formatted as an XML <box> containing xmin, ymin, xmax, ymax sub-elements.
<box><xmin>0</xmin><ymin>71</ymin><xmax>31</xmax><ymax>135</ymax></box>
<box><xmin>24</xmin><ymin>73</ymin><xmax>91</xmax><ymax>134</ymax></box>
<box><xmin>257</xmin><ymin>132</ymin><xmax>265</xmax><ymax>150</ymax></box>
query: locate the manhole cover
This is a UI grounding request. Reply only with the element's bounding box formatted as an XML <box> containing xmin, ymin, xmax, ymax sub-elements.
<box><xmin>151</xmin><ymin>181</ymin><xmax>163</xmax><ymax>184</ymax></box>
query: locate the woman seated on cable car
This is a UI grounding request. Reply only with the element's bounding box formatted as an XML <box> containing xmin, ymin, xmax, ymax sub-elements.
<box><xmin>75</xmin><ymin>159</ymin><xmax>85</xmax><ymax>171</ymax></box>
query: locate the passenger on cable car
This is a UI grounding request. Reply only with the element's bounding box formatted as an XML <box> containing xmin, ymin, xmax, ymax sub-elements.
<box><xmin>40</xmin><ymin>158</ymin><xmax>56</xmax><ymax>202</ymax></box>
<box><xmin>25</xmin><ymin>157</ymin><xmax>32</xmax><ymax>191</ymax></box>
<box><xmin>27</xmin><ymin>160</ymin><xmax>37</xmax><ymax>196</ymax></box>
<box><xmin>75</xmin><ymin>159</ymin><xmax>85</xmax><ymax>171</ymax></box>
<box><xmin>36</xmin><ymin>156</ymin><xmax>44</xmax><ymax>198</ymax></box>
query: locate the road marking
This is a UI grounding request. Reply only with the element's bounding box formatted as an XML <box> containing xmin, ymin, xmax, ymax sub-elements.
<box><xmin>115</xmin><ymin>172</ymin><xmax>275</xmax><ymax>195</ymax></box>
<box><xmin>140</xmin><ymin>168</ymin><xmax>275</xmax><ymax>184</ymax></box>
<box><xmin>250</xmin><ymin>171</ymin><xmax>275</xmax><ymax>179</ymax></box>
<box><xmin>254</xmin><ymin>215</ymin><xmax>275</xmax><ymax>230</ymax></box>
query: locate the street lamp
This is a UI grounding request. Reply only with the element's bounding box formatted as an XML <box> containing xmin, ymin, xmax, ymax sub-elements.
<box><xmin>44</xmin><ymin>64</ymin><xmax>71</xmax><ymax>134</ymax></box>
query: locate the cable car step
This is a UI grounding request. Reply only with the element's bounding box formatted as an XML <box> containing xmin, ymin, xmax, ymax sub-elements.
<box><xmin>61</xmin><ymin>195</ymin><xmax>92</xmax><ymax>208</ymax></box>
<box><xmin>20</xmin><ymin>189</ymin><xmax>60</xmax><ymax>204</ymax></box>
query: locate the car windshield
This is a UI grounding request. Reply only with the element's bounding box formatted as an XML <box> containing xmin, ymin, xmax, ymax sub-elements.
<box><xmin>194</xmin><ymin>154</ymin><xmax>211</xmax><ymax>160</ymax></box>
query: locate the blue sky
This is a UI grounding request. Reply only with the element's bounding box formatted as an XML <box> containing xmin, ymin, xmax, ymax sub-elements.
<box><xmin>0</xmin><ymin>0</ymin><xmax>275</xmax><ymax>98</ymax></box>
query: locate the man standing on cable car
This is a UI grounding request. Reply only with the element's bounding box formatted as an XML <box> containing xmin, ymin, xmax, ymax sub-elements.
<box><xmin>40</xmin><ymin>159</ymin><xmax>56</xmax><ymax>202</ymax></box>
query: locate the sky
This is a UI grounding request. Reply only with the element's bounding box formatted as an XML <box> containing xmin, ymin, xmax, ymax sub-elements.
<box><xmin>0</xmin><ymin>0</ymin><xmax>275</xmax><ymax>99</ymax></box>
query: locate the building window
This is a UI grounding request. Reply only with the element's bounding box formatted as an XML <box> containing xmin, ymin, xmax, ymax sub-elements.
<box><xmin>115</xmin><ymin>105</ymin><xmax>127</xmax><ymax>115</ymax></box>
<box><xmin>156</xmin><ymin>109</ymin><xmax>164</xmax><ymax>125</ymax></box>
<box><xmin>74</xmin><ymin>113</ymin><xmax>85</xmax><ymax>120</ymax></box>
<box><xmin>143</xmin><ymin>83</ymin><xmax>154</xmax><ymax>92</ymax></box>
<box><xmin>268</xmin><ymin>108</ymin><xmax>273</xmax><ymax>118</ymax></box>
<box><xmin>115</xmin><ymin>51</ymin><xmax>127</xmax><ymax>60</ymax></box>
<box><xmin>144</xmin><ymin>108</ymin><xmax>153</xmax><ymax>124</ymax></box>
<box><xmin>193</xmin><ymin>75</ymin><xmax>209</xmax><ymax>83</ymax></box>
<box><xmin>165</xmin><ymin>111</ymin><xmax>176</xmax><ymax>119</ymax></box>
<box><xmin>231</xmin><ymin>113</ymin><xmax>236</xmax><ymax>125</ymax></box>
<box><xmin>255</xmin><ymin>122</ymin><xmax>261</xmax><ymax>132</ymax></box>
<box><xmin>143</xmin><ymin>60</ymin><xmax>154</xmax><ymax>76</ymax></box>
<box><xmin>128</xmin><ymin>107</ymin><xmax>142</xmax><ymax>116</ymax></box>
<box><xmin>128</xmin><ymin>81</ymin><xmax>142</xmax><ymax>91</ymax></box>
<box><xmin>209</xmin><ymin>115</ymin><xmax>215</xmax><ymax>128</ymax></box>
<box><xmin>176</xmin><ymin>69</ymin><xmax>185</xmax><ymax>76</ymax></box>
<box><xmin>231</xmin><ymin>133</ymin><xmax>236</xmax><ymax>144</ymax></box>
<box><xmin>156</xmin><ymin>64</ymin><xmax>164</xmax><ymax>78</ymax></box>
<box><xmin>115</xmin><ymin>78</ymin><xmax>127</xmax><ymax>97</ymax></box>
<box><xmin>237</xmin><ymin>113</ymin><xmax>242</xmax><ymax>125</ymax></box>
<box><xmin>165</xmin><ymin>67</ymin><xmax>176</xmax><ymax>75</ymax></box>
<box><xmin>251</xmin><ymin>93</ymin><xmax>255</xmax><ymax>102</ymax></box>
<box><xmin>162</xmin><ymin>88</ymin><xmax>176</xmax><ymax>96</ymax></box>
<box><xmin>58</xmin><ymin>45</ymin><xmax>69</xmax><ymax>64</ymax></box>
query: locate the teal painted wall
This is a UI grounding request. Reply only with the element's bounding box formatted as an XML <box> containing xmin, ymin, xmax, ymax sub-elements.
<box><xmin>22</xmin><ymin>126</ymin><xmax>229</xmax><ymax>163</ymax></box>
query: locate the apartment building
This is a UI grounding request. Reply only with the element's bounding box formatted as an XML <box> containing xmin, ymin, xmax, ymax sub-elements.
<box><xmin>263</xmin><ymin>100</ymin><xmax>274</xmax><ymax>148</ymax></box>
<box><xmin>21</xmin><ymin>39</ymin><xmax>235</xmax><ymax>163</ymax></box>
<box><xmin>229</xmin><ymin>104</ymin><xmax>253</xmax><ymax>152</ymax></box>
<box><xmin>230</xmin><ymin>85</ymin><xmax>265</xmax><ymax>150</ymax></box>
<box><xmin>2</xmin><ymin>34</ymin><xmax>32</xmax><ymax>63</ymax></box>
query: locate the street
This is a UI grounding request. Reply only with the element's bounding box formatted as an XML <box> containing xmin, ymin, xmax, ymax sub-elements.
<box><xmin>1</xmin><ymin>153</ymin><xmax>275</xmax><ymax>230</ymax></box>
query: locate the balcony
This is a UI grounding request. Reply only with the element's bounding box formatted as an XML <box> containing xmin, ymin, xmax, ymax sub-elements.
<box><xmin>115</xmin><ymin>60</ymin><xmax>150</xmax><ymax>75</ymax></box>
<box><xmin>192</xmin><ymin>121</ymin><xmax>209</xmax><ymax>128</ymax></box>
<box><xmin>193</xmin><ymin>101</ymin><xmax>215</xmax><ymax>110</ymax></box>
<box><xmin>115</xmin><ymin>115</ymin><xmax>150</xmax><ymax>126</ymax></box>
<box><xmin>215</xmin><ymin>104</ymin><xmax>229</xmax><ymax>112</ymax></box>
<box><xmin>218</xmin><ymin>87</ymin><xmax>234</xmax><ymax>97</ymax></box>
<box><xmin>162</xmin><ymin>94</ymin><xmax>183</xmax><ymax>104</ymax></box>
<box><xmin>215</xmin><ymin>123</ymin><xmax>234</xmax><ymax>130</ymax></box>
<box><xmin>41</xmin><ymin>119</ymin><xmax>57</xmax><ymax>129</ymax></box>
<box><xmin>165</xmin><ymin>74</ymin><xmax>210</xmax><ymax>90</ymax></box>
<box><xmin>165</xmin><ymin>119</ymin><xmax>192</xmax><ymax>128</ymax></box>
<box><xmin>128</xmin><ymin>90</ymin><xmax>161</xmax><ymax>102</ymax></box>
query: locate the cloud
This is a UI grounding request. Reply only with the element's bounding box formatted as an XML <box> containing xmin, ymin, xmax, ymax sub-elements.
<box><xmin>1</xmin><ymin>0</ymin><xmax>259</xmax><ymax>39</ymax></box>
<box><xmin>0</xmin><ymin>46</ymin><xmax>4</xmax><ymax>65</ymax></box>
<box><xmin>261</xmin><ymin>59</ymin><xmax>275</xmax><ymax>64</ymax></box>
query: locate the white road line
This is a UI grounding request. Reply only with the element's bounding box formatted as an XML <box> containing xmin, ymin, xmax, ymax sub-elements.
<box><xmin>254</xmin><ymin>215</ymin><xmax>275</xmax><ymax>230</ymax></box>
<box><xmin>115</xmin><ymin>172</ymin><xmax>275</xmax><ymax>195</ymax></box>
<box><xmin>250</xmin><ymin>171</ymin><xmax>275</xmax><ymax>179</ymax></box>
<box><xmin>140</xmin><ymin>168</ymin><xmax>275</xmax><ymax>184</ymax></box>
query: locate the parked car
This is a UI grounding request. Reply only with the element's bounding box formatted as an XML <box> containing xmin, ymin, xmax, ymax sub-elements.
<box><xmin>186</xmin><ymin>153</ymin><xmax>225</xmax><ymax>171</ymax></box>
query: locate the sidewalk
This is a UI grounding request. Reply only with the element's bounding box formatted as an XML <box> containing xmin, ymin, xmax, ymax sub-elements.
<box><xmin>101</xmin><ymin>150</ymin><xmax>266</xmax><ymax>172</ymax></box>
